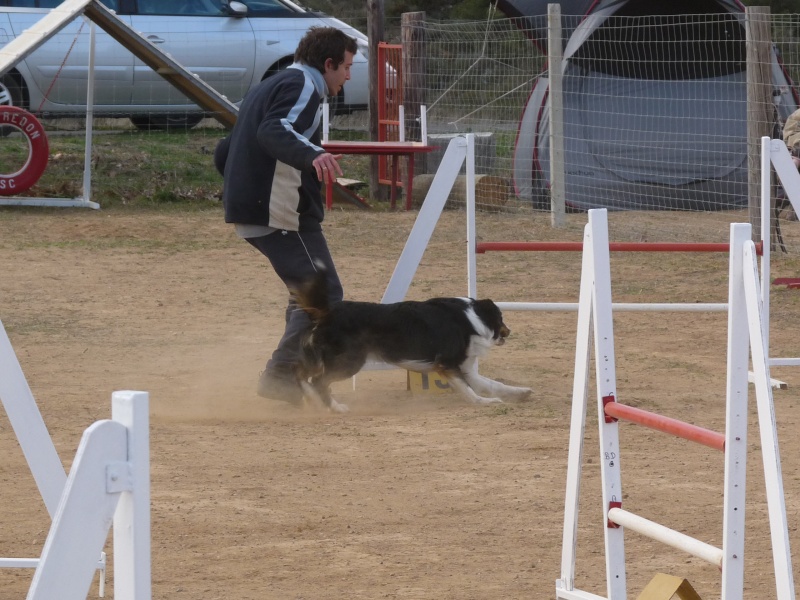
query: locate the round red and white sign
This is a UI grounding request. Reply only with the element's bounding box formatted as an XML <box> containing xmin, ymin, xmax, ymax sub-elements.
<box><xmin>0</xmin><ymin>106</ymin><xmax>49</xmax><ymax>196</ymax></box>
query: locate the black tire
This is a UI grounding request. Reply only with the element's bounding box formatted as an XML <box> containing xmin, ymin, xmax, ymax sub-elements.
<box><xmin>129</xmin><ymin>114</ymin><xmax>204</xmax><ymax>132</ymax></box>
<box><xmin>0</xmin><ymin>74</ymin><xmax>26</xmax><ymax>138</ymax></box>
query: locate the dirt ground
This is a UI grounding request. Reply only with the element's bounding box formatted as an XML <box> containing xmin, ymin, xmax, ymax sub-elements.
<box><xmin>1</xmin><ymin>206</ymin><xmax>800</xmax><ymax>599</ymax></box>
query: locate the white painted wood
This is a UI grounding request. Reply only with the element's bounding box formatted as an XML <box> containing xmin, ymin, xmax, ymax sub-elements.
<box><xmin>0</xmin><ymin>0</ymin><xmax>91</xmax><ymax>75</ymax></box>
<box><xmin>27</xmin><ymin>420</ymin><xmax>127</xmax><ymax>600</ymax></box>
<box><xmin>0</xmin><ymin>320</ymin><xmax>66</xmax><ymax>517</ymax></box>
<box><xmin>742</xmin><ymin>243</ymin><xmax>796</xmax><ymax>600</ymax></box>
<box><xmin>557</xmin><ymin>223</ymin><xmax>595</xmax><ymax>595</ymax></box>
<box><xmin>383</xmin><ymin>135</ymin><xmax>470</xmax><ymax>303</ymax></box>
<box><xmin>112</xmin><ymin>391</ymin><xmax>152</xmax><ymax>600</ymax></box>
<box><xmin>607</xmin><ymin>508</ymin><xmax>723</xmax><ymax>567</ymax></box>
<box><xmin>721</xmin><ymin>223</ymin><xmax>750</xmax><ymax>600</ymax></box>
<box><xmin>586</xmin><ymin>210</ymin><xmax>627</xmax><ymax>600</ymax></box>
<box><xmin>557</xmin><ymin>213</ymin><xmax>795</xmax><ymax>600</ymax></box>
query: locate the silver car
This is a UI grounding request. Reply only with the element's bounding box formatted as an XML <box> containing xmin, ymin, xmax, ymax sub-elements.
<box><xmin>0</xmin><ymin>0</ymin><xmax>370</xmax><ymax>129</ymax></box>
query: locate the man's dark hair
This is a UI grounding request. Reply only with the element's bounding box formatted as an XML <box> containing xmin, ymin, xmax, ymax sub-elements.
<box><xmin>294</xmin><ymin>26</ymin><xmax>358</xmax><ymax>73</ymax></box>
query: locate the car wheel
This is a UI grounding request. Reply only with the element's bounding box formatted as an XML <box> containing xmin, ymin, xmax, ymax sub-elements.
<box><xmin>129</xmin><ymin>114</ymin><xmax>204</xmax><ymax>131</ymax></box>
<box><xmin>0</xmin><ymin>74</ymin><xmax>26</xmax><ymax>138</ymax></box>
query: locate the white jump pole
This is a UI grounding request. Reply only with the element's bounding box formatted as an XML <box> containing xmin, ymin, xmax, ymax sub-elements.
<box><xmin>322</xmin><ymin>101</ymin><xmax>330</xmax><ymax>143</ymax></box>
<box><xmin>607</xmin><ymin>508</ymin><xmax>724</xmax><ymax>568</ymax></box>
<box><xmin>760</xmin><ymin>136</ymin><xmax>771</xmax><ymax>348</ymax></box>
<box><xmin>398</xmin><ymin>104</ymin><xmax>405</xmax><ymax>142</ymax></box>
<box><xmin>82</xmin><ymin>17</ymin><xmax>96</xmax><ymax>205</ymax></box>
<box><xmin>420</xmin><ymin>105</ymin><xmax>427</xmax><ymax>146</ymax></box>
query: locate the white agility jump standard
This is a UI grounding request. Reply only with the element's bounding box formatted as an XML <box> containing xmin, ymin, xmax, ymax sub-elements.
<box><xmin>29</xmin><ymin>390</ymin><xmax>151</xmax><ymax>600</ymax></box>
<box><xmin>760</xmin><ymin>136</ymin><xmax>800</xmax><ymax>369</ymax></box>
<box><xmin>555</xmin><ymin>209</ymin><xmax>795</xmax><ymax>600</ymax></box>
<box><xmin>460</xmin><ymin>141</ymin><xmax>793</xmax><ymax>389</ymax></box>
<box><xmin>0</xmin><ymin>318</ymin><xmax>151</xmax><ymax>598</ymax></box>
<box><xmin>381</xmin><ymin>133</ymin><xmax>474</xmax><ymax>303</ymax></box>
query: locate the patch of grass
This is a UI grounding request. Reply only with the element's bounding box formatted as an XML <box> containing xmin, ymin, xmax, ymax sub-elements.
<box><xmin>491</xmin><ymin>404</ymin><xmax>513</xmax><ymax>415</ymax></box>
<box><xmin>0</xmin><ymin>124</ymin><xmax>386</xmax><ymax>210</ymax></box>
<box><xmin>1</xmin><ymin>127</ymin><xmax>226</xmax><ymax>209</ymax></box>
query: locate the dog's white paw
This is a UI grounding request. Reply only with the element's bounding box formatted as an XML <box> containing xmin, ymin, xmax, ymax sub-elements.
<box><xmin>330</xmin><ymin>398</ymin><xmax>350</xmax><ymax>413</ymax></box>
<box><xmin>506</xmin><ymin>387</ymin><xmax>533</xmax><ymax>402</ymax></box>
<box><xmin>475</xmin><ymin>397</ymin><xmax>504</xmax><ymax>405</ymax></box>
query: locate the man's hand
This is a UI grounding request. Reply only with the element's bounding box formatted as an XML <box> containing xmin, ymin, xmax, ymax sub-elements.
<box><xmin>312</xmin><ymin>152</ymin><xmax>343</xmax><ymax>184</ymax></box>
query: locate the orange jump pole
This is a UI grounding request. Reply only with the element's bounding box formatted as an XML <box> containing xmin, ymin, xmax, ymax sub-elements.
<box><xmin>475</xmin><ymin>241</ymin><xmax>764</xmax><ymax>255</ymax></box>
<box><xmin>603</xmin><ymin>396</ymin><xmax>725</xmax><ymax>452</ymax></box>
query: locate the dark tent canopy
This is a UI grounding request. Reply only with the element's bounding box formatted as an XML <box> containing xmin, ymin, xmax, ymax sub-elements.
<box><xmin>499</xmin><ymin>0</ymin><xmax>799</xmax><ymax>210</ymax></box>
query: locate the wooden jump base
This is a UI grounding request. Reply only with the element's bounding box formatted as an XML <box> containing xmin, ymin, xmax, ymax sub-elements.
<box><xmin>475</xmin><ymin>241</ymin><xmax>764</xmax><ymax>255</ymax></box>
<box><xmin>603</xmin><ymin>396</ymin><xmax>725</xmax><ymax>452</ymax></box>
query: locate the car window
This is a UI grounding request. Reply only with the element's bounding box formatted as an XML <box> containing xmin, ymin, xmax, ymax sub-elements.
<box><xmin>0</xmin><ymin>1</ymin><xmax>45</xmax><ymax>6</ymax></box>
<box><xmin>244</xmin><ymin>1</ymin><xmax>299</xmax><ymax>16</ymax></box>
<box><xmin>135</xmin><ymin>0</ymin><xmax>224</xmax><ymax>16</ymax></box>
<box><xmin>0</xmin><ymin>0</ymin><xmax>118</xmax><ymax>8</ymax></box>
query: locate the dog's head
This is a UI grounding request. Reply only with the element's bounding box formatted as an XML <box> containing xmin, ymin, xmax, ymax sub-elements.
<box><xmin>472</xmin><ymin>299</ymin><xmax>510</xmax><ymax>345</ymax></box>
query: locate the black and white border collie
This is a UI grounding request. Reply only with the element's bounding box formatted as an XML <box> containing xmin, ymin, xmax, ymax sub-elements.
<box><xmin>291</xmin><ymin>267</ymin><xmax>532</xmax><ymax>413</ymax></box>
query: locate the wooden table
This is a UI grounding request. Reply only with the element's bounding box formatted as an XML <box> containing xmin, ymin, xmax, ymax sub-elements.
<box><xmin>321</xmin><ymin>141</ymin><xmax>434</xmax><ymax>210</ymax></box>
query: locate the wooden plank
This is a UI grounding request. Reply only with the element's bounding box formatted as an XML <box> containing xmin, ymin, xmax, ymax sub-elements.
<box><xmin>0</xmin><ymin>0</ymin><xmax>91</xmax><ymax>76</ymax></box>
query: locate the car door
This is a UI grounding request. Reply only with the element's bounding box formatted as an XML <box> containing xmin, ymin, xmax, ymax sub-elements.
<box><xmin>5</xmin><ymin>0</ymin><xmax>134</xmax><ymax>109</ymax></box>
<box><xmin>129</xmin><ymin>0</ymin><xmax>255</xmax><ymax>107</ymax></box>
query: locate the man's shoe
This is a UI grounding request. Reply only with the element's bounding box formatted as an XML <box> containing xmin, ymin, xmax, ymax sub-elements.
<box><xmin>257</xmin><ymin>370</ymin><xmax>304</xmax><ymax>406</ymax></box>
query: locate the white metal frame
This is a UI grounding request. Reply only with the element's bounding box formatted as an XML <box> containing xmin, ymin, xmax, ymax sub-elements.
<box><xmin>555</xmin><ymin>209</ymin><xmax>794</xmax><ymax>600</ymax></box>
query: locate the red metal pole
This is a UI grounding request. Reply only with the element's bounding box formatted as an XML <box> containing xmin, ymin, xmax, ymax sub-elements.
<box><xmin>603</xmin><ymin>400</ymin><xmax>725</xmax><ymax>451</ymax></box>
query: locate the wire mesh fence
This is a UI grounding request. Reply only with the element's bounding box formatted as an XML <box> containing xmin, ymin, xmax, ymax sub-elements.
<box><xmin>2</xmin><ymin>6</ymin><xmax>800</xmax><ymax>254</ymax></box>
<box><xmin>361</xmin><ymin>10</ymin><xmax>800</xmax><ymax>253</ymax></box>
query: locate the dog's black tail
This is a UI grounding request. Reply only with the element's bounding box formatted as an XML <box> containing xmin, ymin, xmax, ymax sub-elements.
<box><xmin>290</xmin><ymin>262</ymin><xmax>330</xmax><ymax>324</ymax></box>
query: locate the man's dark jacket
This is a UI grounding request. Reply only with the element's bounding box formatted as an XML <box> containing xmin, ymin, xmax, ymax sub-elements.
<box><xmin>215</xmin><ymin>64</ymin><xmax>327</xmax><ymax>231</ymax></box>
